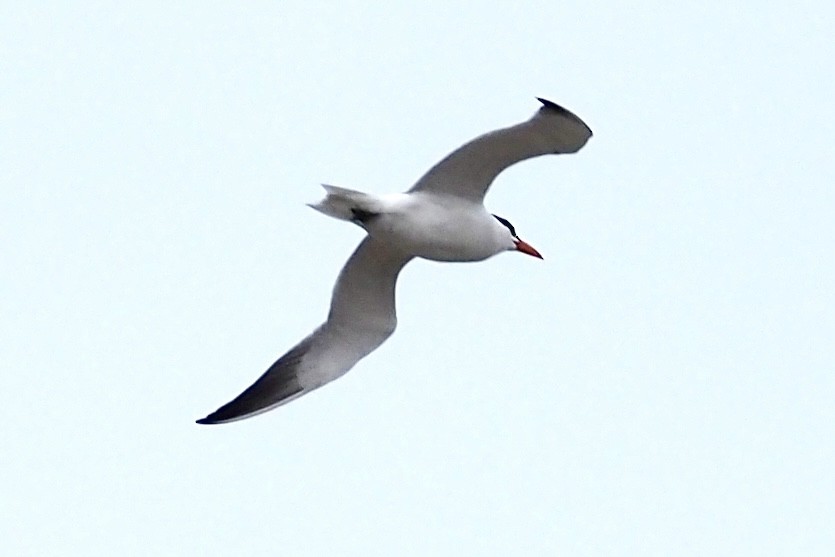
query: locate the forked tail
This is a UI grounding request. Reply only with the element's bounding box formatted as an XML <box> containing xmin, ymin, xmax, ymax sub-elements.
<box><xmin>307</xmin><ymin>184</ymin><xmax>381</xmax><ymax>222</ymax></box>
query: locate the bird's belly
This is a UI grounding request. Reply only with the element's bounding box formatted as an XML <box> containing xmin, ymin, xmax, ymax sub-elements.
<box><xmin>407</xmin><ymin>237</ymin><xmax>494</xmax><ymax>262</ymax></box>
<box><xmin>369</xmin><ymin>211</ymin><xmax>496</xmax><ymax>262</ymax></box>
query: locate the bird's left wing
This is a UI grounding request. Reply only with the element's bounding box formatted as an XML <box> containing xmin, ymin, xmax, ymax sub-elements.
<box><xmin>196</xmin><ymin>237</ymin><xmax>412</xmax><ymax>425</ymax></box>
<box><xmin>408</xmin><ymin>98</ymin><xmax>592</xmax><ymax>203</ymax></box>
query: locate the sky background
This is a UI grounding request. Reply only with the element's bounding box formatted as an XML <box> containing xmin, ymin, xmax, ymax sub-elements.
<box><xmin>2</xmin><ymin>1</ymin><xmax>834</xmax><ymax>555</ymax></box>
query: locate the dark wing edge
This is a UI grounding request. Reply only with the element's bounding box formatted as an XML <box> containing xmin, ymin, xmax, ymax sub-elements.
<box><xmin>536</xmin><ymin>97</ymin><xmax>594</xmax><ymax>143</ymax></box>
<box><xmin>195</xmin><ymin>334</ymin><xmax>313</xmax><ymax>425</ymax></box>
<box><xmin>408</xmin><ymin>97</ymin><xmax>593</xmax><ymax>201</ymax></box>
<box><xmin>195</xmin><ymin>239</ymin><xmax>413</xmax><ymax>426</ymax></box>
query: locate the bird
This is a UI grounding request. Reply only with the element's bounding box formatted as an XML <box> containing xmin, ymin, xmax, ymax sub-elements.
<box><xmin>196</xmin><ymin>97</ymin><xmax>592</xmax><ymax>425</ymax></box>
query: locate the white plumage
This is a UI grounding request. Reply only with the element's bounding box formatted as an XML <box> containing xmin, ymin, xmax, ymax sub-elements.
<box><xmin>197</xmin><ymin>97</ymin><xmax>592</xmax><ymax>424</ymax></box>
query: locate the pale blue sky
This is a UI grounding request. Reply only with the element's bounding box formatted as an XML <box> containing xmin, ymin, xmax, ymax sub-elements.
<box><xmin>2</xmin><ymin>1</ymin><xmax>834</xmax><ymax>555</ymax></box>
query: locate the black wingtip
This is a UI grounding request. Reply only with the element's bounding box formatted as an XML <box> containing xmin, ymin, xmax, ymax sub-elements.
<box><xmin>195</xmin><ymin>416</ymin><xmax>216</xmax><ymax>425</ymax></box>
<box><xmin>535</xmin><ymin>97</ymin><xmax>593</xmax><ymax>137</ymax></box>
<box><xmin>536</xmin><ymin>97</ymin><xmax>569</xmax><ymax>113</ymax></box>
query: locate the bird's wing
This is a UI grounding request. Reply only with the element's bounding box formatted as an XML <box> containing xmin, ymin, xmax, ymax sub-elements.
<box><xmin>196</xmin><ymin>237</ymin><xmax>412</xmax><ymax>424</ymax></box>
<box><xmin>408</xmin><ymin>98</ymin><xmax>592</xmax><ymax>203</ymax></box>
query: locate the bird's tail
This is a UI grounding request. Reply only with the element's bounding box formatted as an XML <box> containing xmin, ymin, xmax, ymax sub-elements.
<box><xmin>307</xmin><ymin>184</ymin><xmax>382</xmax><ymax>222</ymax></box>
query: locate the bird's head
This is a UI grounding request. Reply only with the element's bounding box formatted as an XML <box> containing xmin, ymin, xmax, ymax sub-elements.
<box><xmin>492</xmin><ymin>214</ymin><xmax>543</xmax><ymax>259</ymax></box>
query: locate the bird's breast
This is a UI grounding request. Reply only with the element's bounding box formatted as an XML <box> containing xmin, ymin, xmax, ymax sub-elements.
<box><xmin>369</xmin><ymin>197</ymin><xmax>500</xmax><ymax>262</ymax></box>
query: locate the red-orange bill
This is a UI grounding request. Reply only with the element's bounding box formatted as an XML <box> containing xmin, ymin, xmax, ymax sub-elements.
<box><xmin>515</xmin><ymin>239</ymin><xmax>543</xmax><ymax>259</ymax></box>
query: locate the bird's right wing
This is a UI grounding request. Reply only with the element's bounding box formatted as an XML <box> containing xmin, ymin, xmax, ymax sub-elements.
<box><xmin>196</xmin><ymin>237</ymin><xmax>412</xmax><ymax>425</ymax></box>
<box><xmin>408</xmin><ymin>98</ymin><xmax>592</xmax><ymax>203</ymax></box>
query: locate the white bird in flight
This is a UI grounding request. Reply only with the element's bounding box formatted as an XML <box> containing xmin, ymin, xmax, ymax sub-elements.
<box><xmin>197</xmin><ymin>98</ymin><xmax>592</xmax><ymax>424</ymax></box>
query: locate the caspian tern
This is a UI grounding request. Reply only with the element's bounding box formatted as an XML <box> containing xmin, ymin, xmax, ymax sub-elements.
<box><xmin>197</xmin><ymin>98</ymin><xmax>592</xmax><ymax>424</ymax></box>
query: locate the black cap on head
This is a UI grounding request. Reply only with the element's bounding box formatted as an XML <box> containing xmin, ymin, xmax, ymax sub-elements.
<box><xmin>492</xmin><ymin>214</ymin><xmax>517</xmax><ymax>237</ymax></box>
